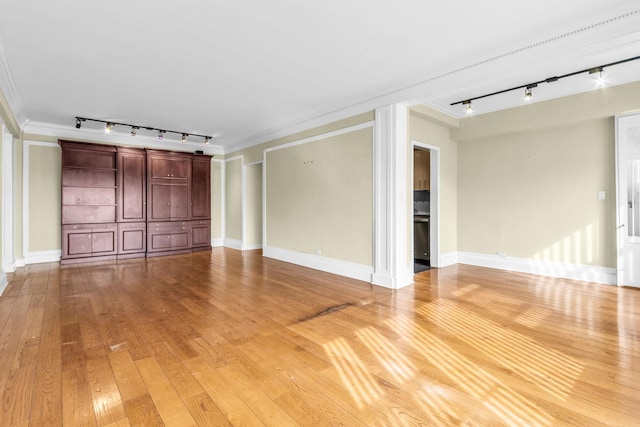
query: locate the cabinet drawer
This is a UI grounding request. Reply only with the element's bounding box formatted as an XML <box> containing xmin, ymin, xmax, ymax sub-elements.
<box><xmin>147</xmin><ymin>221</ymin><xmax>192</xmax><ymax>252</ymax></box>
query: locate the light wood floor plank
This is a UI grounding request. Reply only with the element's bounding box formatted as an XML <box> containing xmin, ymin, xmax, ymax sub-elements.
<box><xmin>0</xmin><ymin>248</ymin><xmax>638</xmax><ymax>425</ymax></box>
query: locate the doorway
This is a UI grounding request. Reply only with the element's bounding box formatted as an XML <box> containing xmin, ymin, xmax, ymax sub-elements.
<box><xmin>412</xmin><ymin>141</ymin><xmax>440</xmax><ymax>272</ymax></box>
<box><xmin>616</xmin><ymin>113</ymin><xmax>640</xmax><ymax>288</ymax></box>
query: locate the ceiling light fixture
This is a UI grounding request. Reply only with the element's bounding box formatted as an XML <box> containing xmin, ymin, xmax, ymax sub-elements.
<box><xmin>589</xmin><ymin>66</ymin><xmax>606</xmax><ymax>87</ymax></box>
<box><xmin>451</xmin><ymin>54</ymin><xmax>640</xmax><ymax>112</ymax></box>
<box><xmin>463</xmin><ymin>100</ymin><xmax>473</xmax><ymax>115</ymax></box>
<box><xmin>74</xmin><ymin>117</ymin><xmax>213</xmax><ymax>146</ymax></box>
<box><xmin>524</xmin><ymin>83</ymin><xmax>537</xmax><ymax>101</ymax></box>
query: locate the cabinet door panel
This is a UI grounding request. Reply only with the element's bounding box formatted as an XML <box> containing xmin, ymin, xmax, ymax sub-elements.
<box><xmin>192</xmin><ymin>222</ymin><xmax>211</xmax><ymax>247</ymax></box>
<box><xmin>118</xmin><ymin>223</ymin><xmax>146</xmax><ymax>254</ymax></box>
<box><xmin>149</xmin><ymin>184</ymin><xmax>172</xmax><ymax>220</ymax></box>
<box><xmin>170</xmin><ymin>185</ymin><xmax>190</xmax><ymax>219</ymax></box>
<box><xmin>170</xmin><ymin>159</ymin><xmax>190</xmax><ymax>179</ymax></box>
<box><xmin>92</xmin><ymin>231</ymin><xmax>116</xmax><ymax>254</ymax></box>
<box><xmin>191</xmin><ymin>159</ymin><xmax>210</xmax><ymax>219</ymax></box>
<box><xmin>150</xmin><ymin>234</ymin><xmax>173</xmax><ymax>251</ymax></box>
<box><xmin>67</xmin><ymin>232</ymin><xmax>93</xmax><ymax>256</ymax></box>
<box><xmin>122</xmin><ymin>229</ymin><xmax>145</xmax><ymax>252</ymax></box>
<box><xmin>171</xmin><ymin>231</ymin><xmax>191</xmax><ymax>249</ymax></box>
<box><xmin>149</xmin><ymin>157</ymin><xmax>172</xmax><ymax>179</ymax></box>
<box><xmin>119</xmin><ymin>151</ymin><xmax>146</xmax><ymax>222</ymax></box>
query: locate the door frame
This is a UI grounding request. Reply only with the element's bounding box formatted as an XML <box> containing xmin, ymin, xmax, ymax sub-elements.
<box><xmin>412</xmin><ymin>140</ymin><xmax>440</xmax><ymax>267</ymax></box>
<box><xmin>615</xmin><ymin>112</ymin><xmax>640</xmax><ymax>286</ymax></box>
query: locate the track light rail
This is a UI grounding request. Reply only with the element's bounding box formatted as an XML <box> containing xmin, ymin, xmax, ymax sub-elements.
<box><xmin>451</xmin><ymin>55</ymin><xmax>640</xmax><ymax>106</ymax></box>
<box><xmin>75</xmin><ymin>116</ymin><xmax>212</xmax><ymax>145</ymax></box>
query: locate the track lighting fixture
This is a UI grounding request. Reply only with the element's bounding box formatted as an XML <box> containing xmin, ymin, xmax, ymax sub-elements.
<box><xmin>524</xmin><ymin>83</ymin><xmax>536</xmax><ymax>101</ymax></box>
<box><xmin>589</xmin><ymin>66</ymin><xmax>606</xmax><ymax>87</ymax></box>
<box><xmin>74</xmin><ymin>117</ymin><xmax>213</xmax><ymax>146</ymax></box>
<box><xmin>451</xmin><ymin>54</ymin><xmax>640</xmax><ymax>113</ymax></box>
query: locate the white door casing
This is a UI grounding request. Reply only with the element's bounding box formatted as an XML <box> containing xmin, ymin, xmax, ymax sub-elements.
<box><xmin>615</xmin><ymin>113</ymin><xmax>640</xmax><ymax>288</ymax></box>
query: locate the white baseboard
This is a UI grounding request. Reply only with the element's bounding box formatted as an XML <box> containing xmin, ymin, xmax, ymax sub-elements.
<box><xmin>2</xmin><ymin>260</ymin><xmax>16</xmax><ymax>273</ymax></box>
<box><xmin>25</xmin><ymin>250</ymin><xmax>61</xmax><ymax>265</ymax></box>
<box><xmin>439</xmin><ymin>251</ymin><xmax>459</xmax><ymax>268</ymax></box>
<box><xmin>242</xmin><ymin>244</ymin><xmax>263</xmax><ymax>251</ymax></box>
<box><xmin>211</xmin><ymin>238</ymin><xmax>224</xmax><ymax>247</ymax></box>
<box><xmin>263</xmin><ymin>246</ymin><xmax>373</xmax><ymax>283</ymax></box>
<box><xmin>224</xmin><ymin>238</ymin><xmax>243</xmax><ymax>250</ymax></box>
<box><xmin>371</xmin><ymin>269</ymin><xmax>414</xmax><ymax>289</ymax></box>
<box><xmin>15</xmin><ymin>258</ymin><xmax>25</xmax><ymax>268</ymax></box>
<box><xmin>457</xmin><ymin>251</ymin><xmax>617</xmax><ymax>286</ymax></box>
<box><xmin>0</xmin><ymin>272</ymin><xmax>7</xmax><ymax>297</ymax></box>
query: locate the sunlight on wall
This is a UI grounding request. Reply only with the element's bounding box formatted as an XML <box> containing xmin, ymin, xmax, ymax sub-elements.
<box><xmin>534</xmin><ymin>221</ymin><xmax>598</xmax><ymax>265</ymax></box>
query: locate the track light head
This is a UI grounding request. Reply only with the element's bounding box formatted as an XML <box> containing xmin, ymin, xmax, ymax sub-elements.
<box><xmin>590</xmin><ymin>67</ymin><xmax>606</xmax><ymax>87</ymax></box>
<box><xmin>131</xmin><ymin>126</ymin><xmax>139</xmax><ymax>136</ymax></box>
<box><xmin>75</xmin><ymin>118</ymin><xmax>82</xmax><ymax>129</ymax></box>
<box><xmin>463</xmin><ymin>100</ymin><xmax>473</xmax><ymax>115</ymax></box>
<box><xmin>524</xmin><ymin>83</ymin><xmax>536</xmax><ymax>101</ymax></box>
<box><xmin>158</xmin><ymin>130</ymin><xmax>165</xmax><ymax>140</ymax></box>
<box><xmin>105</xmin><ymin>122</ymin><xmax>112</xmax><ymax>134</ymax></box>
<box><xmin>182</xmin><ymin>134</ymin><xmax>187</xmax><ymax>144</ymax></box>
<box><xmin>204</xmin><ymin>137</ymin><xmax>210</xmax><ymax>145</ymax></box>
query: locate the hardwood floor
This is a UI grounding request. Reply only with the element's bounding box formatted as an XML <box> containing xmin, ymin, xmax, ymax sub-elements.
<box><xmin>1</xmin><ymin>248</ymin><xmax>639</xmax><ymax>426</ymax></box>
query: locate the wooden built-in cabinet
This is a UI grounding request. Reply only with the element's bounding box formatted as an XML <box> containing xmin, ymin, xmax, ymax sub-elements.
<box><xmin>60</xmin><ymin>141</ymin><xmax>211</xmax><ymax>264</ymax></box>
<box><xmin>413</xmin><ymin>149</ymin><xmax>430</xmax><ymax>191</ymax></box>
<box><xmin>62</xmin><ymin>223</ymin><xmax>117</xmax><ymax>261</ymax></box>
<box><xmin>147</xmin><ymin>221</ymin><xmax>192</xmax><ymax>256</ymax></box>
<box><xmin>61</xmin><ymin>142</ymin><xmax>118</xmax><ymax>263</ymax></box>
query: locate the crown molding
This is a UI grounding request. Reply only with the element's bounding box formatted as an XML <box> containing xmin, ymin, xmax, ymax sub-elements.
<box><xmin>0</xmin><ymin>34</ymin><xmax>27</xmax><ymax>129</ymax></box>
<box><xmin>22</xmin><ymin>121</ymin><xmax>224</xmax><ymax>155</ymax></box>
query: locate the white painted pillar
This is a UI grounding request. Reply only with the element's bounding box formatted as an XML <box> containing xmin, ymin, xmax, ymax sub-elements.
<box><xmin>2</xmin><ymin>125</ymin><xmax>15</xmax><ymax>273</ymax></box>
<box><xmin>372</xmin><ymin>104</ymin><xmax>413</xmax><ymax>288</ymax></box>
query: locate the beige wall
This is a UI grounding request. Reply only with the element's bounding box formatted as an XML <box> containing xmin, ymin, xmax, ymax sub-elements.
<box><xmin>211</xmin><ymin>160</ymin><xmax>224</xmax><ymax>239</ymax></box>
<box><xmin>245</xmin><ymin>163</ymin><xmax>263</xmax><ymax>247</ymax></box>
<box><xmin>453</xmin><ymin>81</ymin><xmax>640</xmax><ymax>268</ymax></box>
<box><xmin>28</xmin><ymin>143</ymin><xmax>60</xmax><ymax>252</ymax></box>
<box><xmin>265</xmin><ymin>126</ymin><xmax>373</xmax><ymax>265</ymax></box>
<box><xmin>0</xmin><ymin>127</ymin><xmax>3</xmax><ymax>268</ymax></box>
<box><xmin>224</xmin><ymin>157</ymin><xmax>243</xmax><ymax>241</ymax></box>
<box><xmin>409</xmin><ymin>110</ymin><xmax>459</xmax><ymax>255</ymax></box>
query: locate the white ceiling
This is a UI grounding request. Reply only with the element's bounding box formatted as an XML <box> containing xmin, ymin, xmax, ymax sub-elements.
<box><xmin>1</xmin><ymin>1</ymin><xmax>640</xmax><ymax>153</ymax></box>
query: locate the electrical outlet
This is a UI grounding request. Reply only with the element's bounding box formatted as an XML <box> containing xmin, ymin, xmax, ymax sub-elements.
<box><xmin>496</xmin><ymin>252</ymin><xmax>506</xmax><ymax>258</ymax></box>
<box><xmin>316</xmin><ymin>249</ymin><xmax>322</xmax><ymax>255</ymax></box>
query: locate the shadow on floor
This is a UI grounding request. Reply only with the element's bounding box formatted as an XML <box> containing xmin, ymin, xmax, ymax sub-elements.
<box><xmin>414</xmin><ymin>259</ymin><xmax>431</xmax><ymax>274</ymax></box>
